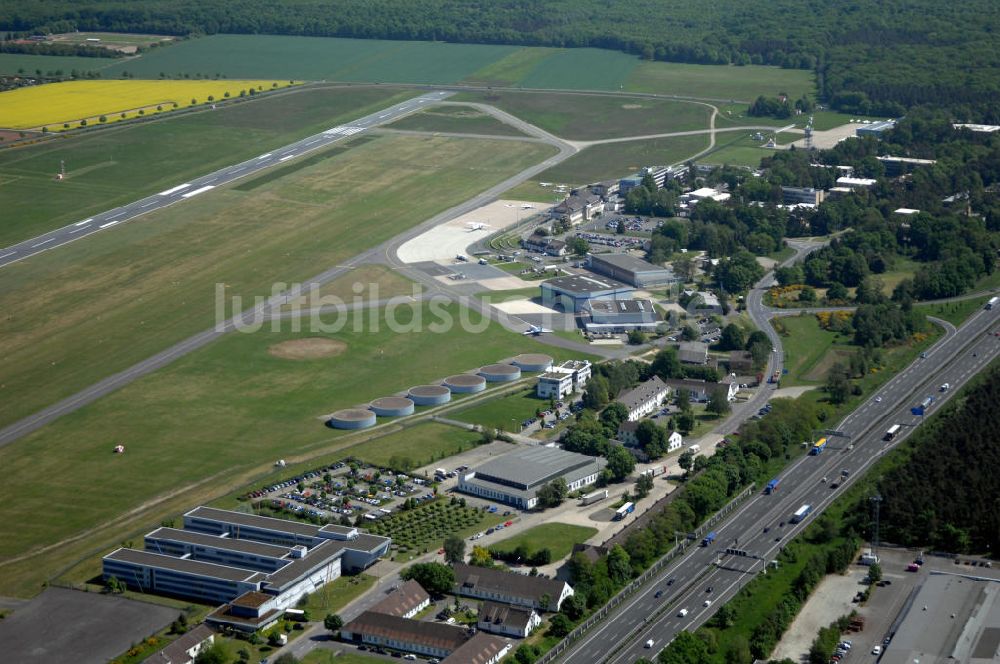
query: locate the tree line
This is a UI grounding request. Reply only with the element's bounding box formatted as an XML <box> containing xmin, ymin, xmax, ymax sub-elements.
<box><xmin>4</xmin><ymin>1</ymin><xmax>1000</xmax><ymax>117</ymax></box>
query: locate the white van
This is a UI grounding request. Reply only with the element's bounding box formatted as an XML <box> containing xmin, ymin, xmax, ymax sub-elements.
<box><xmin>677</xmin><ymin>608</ymin><xmax>689</xmax><ymax>617</ymax></box>
<box><xmin>645</xmin><ymin>639</ymin><xmax>654</xmax><ymax>649</ymax></box>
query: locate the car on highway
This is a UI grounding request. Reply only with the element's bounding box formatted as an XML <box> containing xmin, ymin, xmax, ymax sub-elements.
<box><xmin>645</xmin><ymin>639</ymin><xmax>654</xmax><ymax>649</ymax></box>
<box><xmin>872</xmin><ymin>645</ymin><xmax>882</xmax><ymax>655</ymax></box>
<box><xmin>667</xmin><ymin>578</ymin><xmax>675</xmax><ymax>586</ymax></box>
<box><xmin>703</xmin><ymin>599</ymin><xmax>712</xmax><ymax>607</ymax></box>
<box><xmin>655</xmin><ymin>590</ymin><xmax>663</xmax><ymax>598</ymax></box>
<box><xmin>677</xmin><ymin>608</ymin><xmax>689</xmax><ymax>617</ymax></box>
<box><xmin>705</xmin><ymin>586</ymin><xmax>713</xmax><ymax>593</ymax></box>
<box><xmin>875</xmin><ymin>395</ymin><xmax>882</xmax><ymax>402</ymax></box>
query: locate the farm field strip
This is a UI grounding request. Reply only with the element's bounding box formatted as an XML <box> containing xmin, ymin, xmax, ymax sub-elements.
<box><xmin>0</xmin><ymin>79</ymin><xmax>299</xmax><ymax>130</ymax></box>
<box><xmin>0</xmin><ymin>91</ymin><xmax>451</xmax><ymax>269</ymax></box>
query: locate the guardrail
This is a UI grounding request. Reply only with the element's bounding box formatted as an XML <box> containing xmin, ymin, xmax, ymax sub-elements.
<box><xmin>537</xmin><ymin>483</ymin><xmax>757</xmax><ymax>664</ymax></box>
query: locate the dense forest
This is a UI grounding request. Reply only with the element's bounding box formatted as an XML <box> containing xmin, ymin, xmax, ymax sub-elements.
<box><xmin>3</xmin><ymin>0</ymin><xmax>1000</xmax><ymax>117</ymax></box>
<box><xmin>846</xmin><ymin>365</ymin><xmax>1000</xmax><ymax>556</ymax></box>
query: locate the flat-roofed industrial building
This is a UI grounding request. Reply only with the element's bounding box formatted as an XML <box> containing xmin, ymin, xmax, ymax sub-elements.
<box><xmin>540</xmin><ymin>274</ymin><xmax>634</xmax><ymax>313</ymax></box>
<box><xmin>103</xmin><ymin>506</ymin><xmax>390</xmax><ymax>607</ymax></box>
<box><xmin>587</xmin><ymin>253</ymin><xmax>678</xmax><ymax>288</ymax></box>
<box><xmin>457</xmin><ymin>446</ymin><xmax>606</xmax><ymax>509</ymax></box>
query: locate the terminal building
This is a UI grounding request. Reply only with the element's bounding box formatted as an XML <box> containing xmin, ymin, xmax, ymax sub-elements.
<box><xmin>103</xmin><ymin>506</ymin><xmax>390</xmax><ymax>608</ymax></box>
<box><xmin>540</xmin><ymin>274</ymin><xmax>634</xmax><ymax>313</ymax></box>
<box><xmin>586</xmin><ymin>253</ymin><xmax>678</xmax><ymax>288</ymax></box>
<box><xmin>457</xmin><ymin>446</ymin><xmax>606</xmax><ymax>509</ymax></box>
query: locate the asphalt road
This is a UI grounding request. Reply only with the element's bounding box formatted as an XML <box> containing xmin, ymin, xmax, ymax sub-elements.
<box><xmin>559</xmin><ymin>304</ymin><xmax>1000</xmax><ymax>663</ymax></box>
<box><xmin>0</xmin><ymin>91</ymin><xmax>452</xmax><ymax>269</ymax></box>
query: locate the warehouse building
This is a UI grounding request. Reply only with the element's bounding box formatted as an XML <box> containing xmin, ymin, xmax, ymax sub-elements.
<box><xmin>583</xmin><ymin>298</ymin><xmax>660</xmax><ymax>333</ymax></box>
<box><xmin>103</xmin><ymin>507</ymin><xmax>390</xmax><ymax>607</ymax></box>
<box><xmin>587</xmin><ymin>253</ymin><xmax>678</xmax><ymax>288</ymax></box>
<box><xmin>878</xmin><ymin>572</ymin><xmax>1000</xmax><ymax>664</ymax></box>
<box><xmin>457</xmin><ymin>446</ymin><xmax>606</xmax><ymax>509</ymax></box>
<box><xmin>540</xmin><ymin>274</ymin><xmax>634</xmax><ymax>313</ymax></box>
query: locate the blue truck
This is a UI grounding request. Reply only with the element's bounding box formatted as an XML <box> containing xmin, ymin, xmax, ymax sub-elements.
<box><xmin>765</xmin><ymin>478</ymin><xmax>781</xmax><ymax>494</ymax></box>
<box><xmin>702</xmin><ymin>531</ymin><xmax>717</xmax><ymax>547</ymax></box>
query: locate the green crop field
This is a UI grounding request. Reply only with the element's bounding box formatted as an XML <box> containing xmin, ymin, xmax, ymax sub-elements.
<box><xmin>625</xmin><ymin>60</ymin><xmax>816</xmax><ymax>102</ymax></box>
<box><xmin>491</xmin><ymin>523</ymin><xmax>598</xmax><ymax>562</ymax></box>
<box><xmin>385</xmin><ymin>105</ymin><xmax>528</xmax><ymax>137</ymax></box>
<box><xmin>0</xmin><ymin>53</ymin><xmax>124</xmax><ymax>76</ymax></box>
<box><xmin>344</xmin><ymin>422</ymin><xmax>483</xmax><ymax>472</ymax></box>
<box><xmin>0</xmin><ymin>134</ymin><xmax>556</xmax><ymax>433</ymax></box>
<box><xmin>535</xmin><ymin>134</ymin><xmax>710</xmax><ymax>185</ymax></box>
<box><xmin>516</xmin><ymin>47</ymin><xmax>640</xmax><ymax>91</ymax></box>
<box><xmin>0</xmin><ymin>301</ymin><xmax>578</xmax><ymax>598</ymax></box>
<box><xmin>0</xmin><ymin>85</ymin><xmax>416</xmax><ymax>245</ymax></box>
<box><xmin>454</xmin><ymin>91</ymin><xmax>711</xmax><ymax>140</ymax></box>
<box><xmin>463</xmin><ymin>47</ymin><xmax>554</xmax><ymax>86</ymax></box>
<box><xmin>100</xmin><ymin>34</ymin><xmax>520</xmax><ymax>83</ymax></box>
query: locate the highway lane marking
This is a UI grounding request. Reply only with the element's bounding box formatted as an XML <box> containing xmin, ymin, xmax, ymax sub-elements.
<box><xmin>68</xmin><ymin>226</ymin><xmax>89</xmax><ymax>234</ymax></box>
<box><xmin>379</xmin><ymin>114</ymin><xmax>388</xmax><ymax>119</ymax></box>
<box><xmin>99</xmin><ymin>219</ymin><xmax>123</xmax><ymax>229</ymax></box>
<box><xmin>75</xmin><ymin>218</ymin><xmax>93</xmax><ymax>226</ymax></box>
<box><xmin>181</xmin><ymin>185</ymin><xmax>215</xmax><ymax>198</ymax></box>
<box><xmin>157</xmin><ymin>183</ymin><xmax>191</xmax><ymax>196</ymax></box>
<box><xmin>31</xmin><ymin>238</ymin><xmax>54</xmax><ymax>248</ymax></box>
<box><xmin>0</xmin><ymin>251</ymin><xmax>16</xmax><ymax>259</ymax></box>
<box><xmin>140</xmin><ymin>200</ymin><xmax>157</xmax><ymax>208</ymax></box>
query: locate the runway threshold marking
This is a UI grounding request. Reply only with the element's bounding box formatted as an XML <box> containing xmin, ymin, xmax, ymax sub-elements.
<box><xmin>181</xmin><ymin>185</ymin><xmax>215</xmax><ymax>198</ymax></box>
<box><xmin>99</xmin><ymin>219</ymin><xmax>123</xmax><ymax>229</ymax></box>
<box><xmin>158</xmin><ymin>183</ymin><xmax>191</xmax><ymax>196</ymax></box>
<box><xmin>75</xmin><ymin>219</ymin><xmax>93</xmax><ymax>226</ymax></box>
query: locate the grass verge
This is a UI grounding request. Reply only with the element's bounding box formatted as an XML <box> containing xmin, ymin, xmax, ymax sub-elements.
<box><xmin>491</xmin><ymin>523</ymin><xmax>598</xmax><ymax>562</ymax></box>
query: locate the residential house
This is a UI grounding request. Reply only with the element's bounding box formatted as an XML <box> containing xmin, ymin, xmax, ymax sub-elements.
<box><xmin>477</xmin><ymin>601</ymin><xmax>541</xmax><ymax>638</ymax></box>
<box><xmin>453</xmin><ymin>563</ymin><xmax>573</xmax><ymax>611</ymax></box>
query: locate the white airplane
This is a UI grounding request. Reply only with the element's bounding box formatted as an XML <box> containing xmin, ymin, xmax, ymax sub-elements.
<box><xmin>523</xmin><ymin>324</ymin><xmax>554</xmax><ymax>336</ymax></box>
<box><xmin>539</xmin><ymin>182</ymin><xmax>552</xmax><ymax>187</ymax></box>
<box><xmin>466</xmin><ymin>222</ymin><xmax>491</xmax><ymax>231</ymax></box>
<box><xmin>521</xmin><ymin>204</ymin><xmax>535</xmax><ymax>209</ymax></box>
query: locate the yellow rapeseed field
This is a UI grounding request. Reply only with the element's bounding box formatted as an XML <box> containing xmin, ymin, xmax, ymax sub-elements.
<box><xmin>0</xmin><ymin>79</ymin><xmax>298</xmax><ymax>130</ymax></box>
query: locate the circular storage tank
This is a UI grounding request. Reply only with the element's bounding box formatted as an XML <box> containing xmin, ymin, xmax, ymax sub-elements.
<box><xmin>444</xmin><ymin>374</ymin><xmax>487</xmax><ymax>394</ymax></box>
<box><xmin>408</xmin><ymin>385</ymin><xmax>452</xmax><ymax>406</ymax></box>
<box><xmin>479</xmin><ymin>363</ymin><xmax>522</xmax><ymax>382</ymax></box>
<box><xmin>328</xmin><ymin>408</ymin><xmax>377</xmax><ymax>430</ymax></box>
<box><xmin>512</xmin><ymin>353</ymin><xmax>554</xmax><ymax>372</ymax></box>
<box><xmin>369</xmin><ymin>397</ymin><xmax>415</xmax><ymax>417</ymax></box>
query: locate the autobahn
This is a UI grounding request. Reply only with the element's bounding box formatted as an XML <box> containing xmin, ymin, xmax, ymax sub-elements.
<box><xmin>0</xmin><ymin>90</ymin><xmax>452</xmax><ymax>269</ymax></box>
<box><xmin>559</xmin><ymin>304</ymin><xmax>1000</xmax><ymax>663</ymax></box>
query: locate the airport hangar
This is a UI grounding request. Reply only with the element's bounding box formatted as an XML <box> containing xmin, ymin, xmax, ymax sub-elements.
<box><xmin>540</xmin><ymin>273</ymin><xmax>634</xmax><ymax>313</ymax></box>
<box><xmin>586</xmin><ymin>253</ymin><xmax>679</xmax><ymax>288</ymax></box>
<box><xmin>103</xmin><ymin>506</ymin><xmax>390</xmax><ymax>608</ymax></box>
<box><xmin>457</xmin><ymin>446</ymin><xmax>606</xmax><ymax>509</ymax></box>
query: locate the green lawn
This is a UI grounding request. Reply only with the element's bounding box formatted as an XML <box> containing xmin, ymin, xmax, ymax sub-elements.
<box><xmin>0</xmin><ymin>53</ymin><xmax>123</xmax><ymax>76</ymax></box>
<box><xmin>773</xmin><ymin>315</ymin><xmax>844</xmax><ymax>386</ymax></box>
<box><xmin>100</xmin><ymin>34</ymin><xmax>521</xmax><ymax>83</ymax></box>
<box><xmin>454</xmin><ymin>388</ymin><xmax>549</xmax><ymax>431</ymax></box>
<box><xmin>0</xmin><ymin>134</ymin><xmax>555</xmax><ymax>432</ymax></box>
<box><xmin>915</xmin><ymin>296</ymin><xmax>991</xmax><ymax>326</ymax></box>
<box><xmin>701</xmin><ymin>134</ymin><xmax>774</xmax><ymax>168</ymax></box>
<box><xmin>625</xmin><ymin>61</ymin><xmax>816</xmax><ymax>102</ymax></box>
<box><xmin>0</xmin><ymin>298</ymin><xmax>585</xmax><ymax>599</ymax></box>
<box><xmin>344</xmin><ymin>422</ymin><xmax>483</xmax><ymax>472</ymax></box>
<box><xmin>302</xmin><ymin>573</ymin><xmax>377</xmax><ymax>617</ymax></box>
<box><xmin>491</xmin><ymin>523</ymin><xmax>598</xmax><ymax>562</ymax></box>
<box><xmin>502</xmin><ymin>180</ymin><xmax>568</xmax><ymax>203</ymax></box>
<box><xmin>385</xmin><ymin>105</ymin><xmax>528</xmax><ymax>136</ymax></box>
<box><xmin>0</xmin><ymin>85</ymin><xmax>415</xmax><ymax>245</ymax></box>
<box><xmin>535</xmin><ymin>134</ymin><xmax>710</xmax><ymax>185</ymax></box>
<box><xmin>454</xmin><ymin>90</ymin><xmax>711</xmax><ymax>140</ymax></box>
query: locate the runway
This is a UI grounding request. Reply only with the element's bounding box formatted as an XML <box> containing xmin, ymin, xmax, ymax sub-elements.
<box><xmin>0</xmin><ymin>90</ymin><xmax>452</xmax><ymax>269</ymax></box>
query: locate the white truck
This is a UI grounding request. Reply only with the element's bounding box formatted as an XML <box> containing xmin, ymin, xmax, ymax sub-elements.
<box><xmin>580</xmin><ymin>489</ymin><xmax>609</xmax><ymax>506</ymax></box>
<box><xmin>986</xmin><ymin>296</ymin><xmax>999</xmax><ymax>310</ymax></box>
